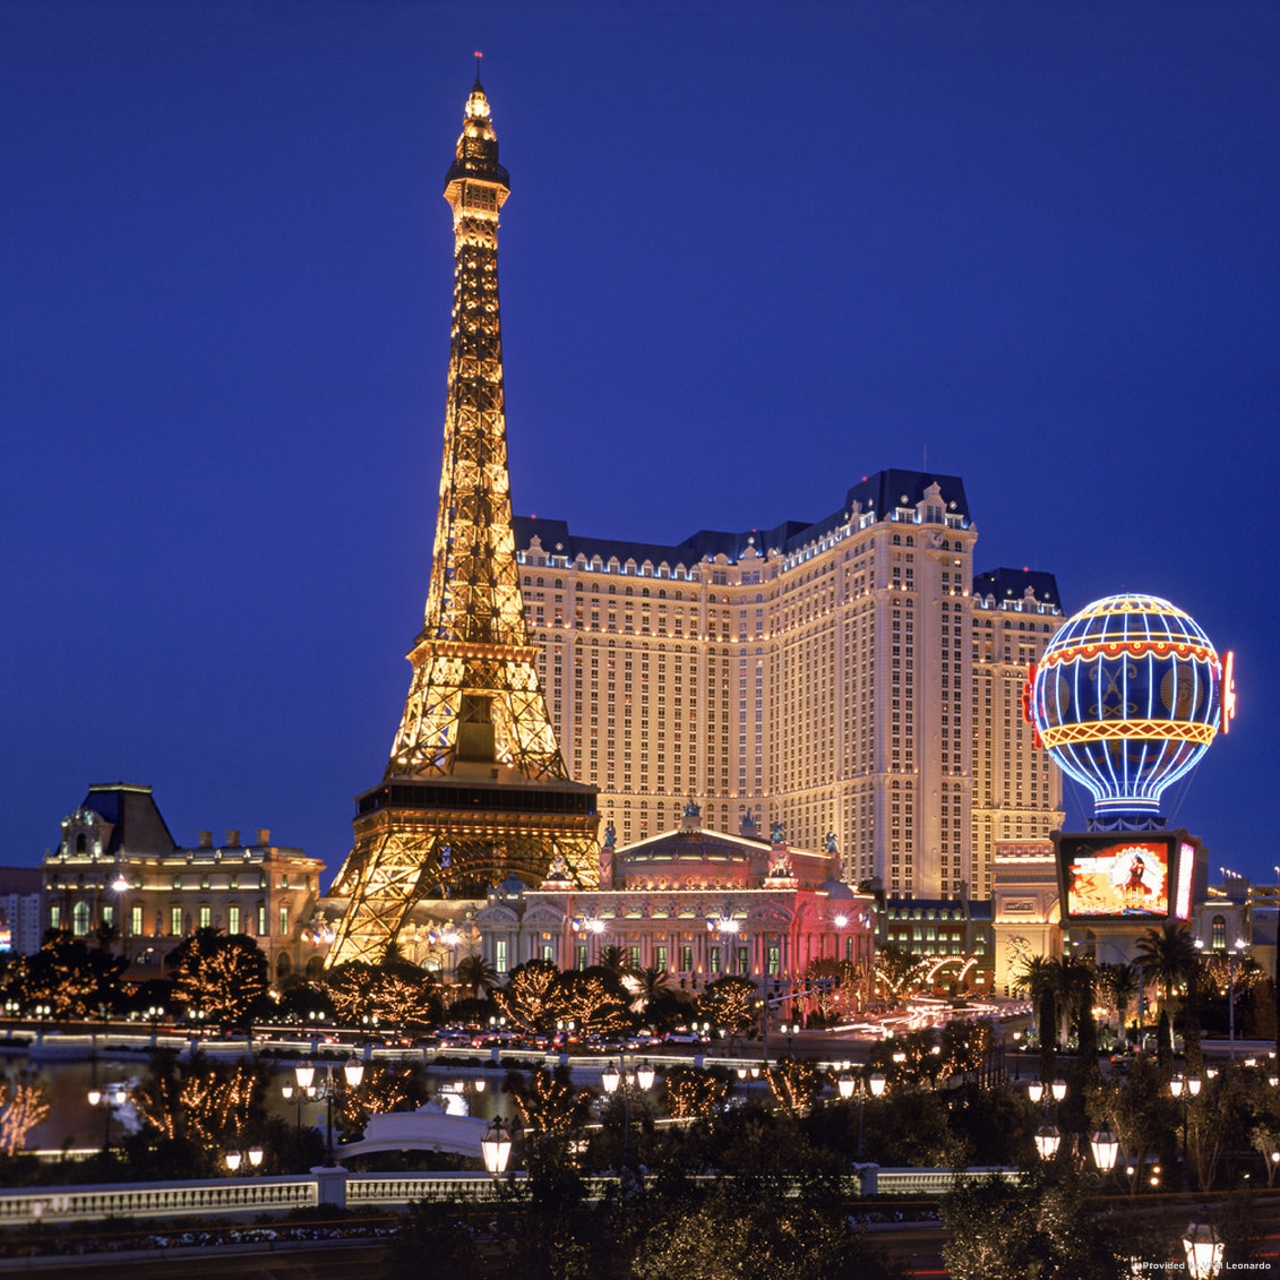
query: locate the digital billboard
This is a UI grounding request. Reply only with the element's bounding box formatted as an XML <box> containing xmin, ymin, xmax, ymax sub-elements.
<box><xmin>1055</xmin><ymin>831</ymin><xmax>1201</xmax><ymax>923</ymax></box>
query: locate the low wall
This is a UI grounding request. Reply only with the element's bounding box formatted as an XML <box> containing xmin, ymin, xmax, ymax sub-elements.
<box><xmin>0</xmin><ymin>1165</ymin><xmax>1022</xmax><ymax>1227</ymax></box>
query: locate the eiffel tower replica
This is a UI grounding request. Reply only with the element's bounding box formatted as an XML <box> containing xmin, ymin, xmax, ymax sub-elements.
<box><xmin>327</xmin><ymin>70</ymin><xmax>599</xmax><ymax>968</ymax></box>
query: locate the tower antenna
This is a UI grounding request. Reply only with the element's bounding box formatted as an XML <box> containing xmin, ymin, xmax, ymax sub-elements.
<box><xmin>474</xmin><ymin>50</ymin><xmax>483</xmax><ymax>87</ymax></box>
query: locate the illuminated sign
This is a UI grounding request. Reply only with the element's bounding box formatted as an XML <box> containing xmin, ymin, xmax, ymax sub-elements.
<box><xmin>1056</xmin><ymin>831</ymin><xmax>1202</xmax><ymax>923</ymax></box>
<box><xmin>1175</xmin><ymin>841</ymin><xmax>1195</xmax><ymax>920</ymax></box>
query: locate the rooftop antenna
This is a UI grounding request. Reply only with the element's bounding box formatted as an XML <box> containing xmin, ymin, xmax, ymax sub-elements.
<box><xmin>474</xmin><ymin>49</ymin><xmax>483</xmax><ymax>87</ymax></box>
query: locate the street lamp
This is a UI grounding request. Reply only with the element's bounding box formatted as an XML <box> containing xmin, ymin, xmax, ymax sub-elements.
<box><xmin>601</xmin><ymin>1059</ymin><xmax>654</xmax><ymax>1159</ymax></box>
<box><xmin>295</xmin><ymin>1059</ymin><xmax>365</xmax><ymax>1165</ymax></box>
<box><xmin>225</xmin><ymin>1146</ymin><xmax>264</xmax><ymax>1175</ymax></box>
<box><xmin>87</xmin><ymin>1085</ymin><xmax>127</xmax><ymax>1155</ymax></box>
<box><xmin>1228</xmin><ymin>939</ymin><xmax>1247</xmax><ymax>1060</ymax></box>
<box><xmin>1090</xmin><ymin>1125</ymin><xmax>1119</xmax><ymax>1175</ymax></box>
<box><xmin>1051</xmin><ymin>1078</ymin><xmax>1067</xmax><ymax>1103</ymax></box>
<box><xmin>1028</xmin><ymin>1080</ymin><xmax>1045</xmax><ymax>1105</ymax></box>
<box><xmin>857</xmin><ymin>1071</ymin><xmax>885</xmax><ymax>1158</ymax></box>
<box><xmin>481</xmin><ymin>1117</ymin><xmax>513</xmax><ymax>1177</ymax></box>
<box><xmin>1182</xmin><ymin>1220</ymin><xmax>1224</xmax><ymax>1279</ymax></box>
<box><xmin>1035</xmin><ymin>1123</ymin><xmax>1061</xmax><ymax>1160</ymax></box>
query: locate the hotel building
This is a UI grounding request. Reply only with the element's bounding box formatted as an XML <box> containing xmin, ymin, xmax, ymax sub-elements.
<box><xmin>514</xmin><ymin>471</ymin><xmax>1065</xmax><ymax>901</ymax></box>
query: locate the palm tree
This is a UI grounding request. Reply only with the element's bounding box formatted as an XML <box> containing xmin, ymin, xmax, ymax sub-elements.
<box><xmin>1134</xmin><ymin>922</ymin><xmax>1198</xmax><ymax>1066</ymax></box>
<box><xmin>455</xmin><ymin>954</ymin><xmax>499</xmax><ymax>1000</ymax></box>
<box><xmin>598</xmin><ymin>945</ymin><xmax>631</xmax><ymax>977</ymax></box>
<box><xmin>1097</xmin><ymin>962</ymin><xmax>1140</xmax><ymax>1047</ymax></box>
<box><xmin>622</xmin><ymin>965</ymin><xmax>670</xmax><ymax>1016</ymax></box>
<box><xmin>1014</xmin><ymin>954</ymin><xmax>1058</xmax><ymax>1083</ymax></box>
<box><xmin>1055</xmin><ymin>954</ymin><xmax>1098</xmax><ymax>1064</ymax></box>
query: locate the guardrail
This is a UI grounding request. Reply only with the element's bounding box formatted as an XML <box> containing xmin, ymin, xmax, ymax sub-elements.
<box><xmin>0</xmin><ymin>1164</ymin><xmax>1021</xmax><ymax>1226</ymax></box>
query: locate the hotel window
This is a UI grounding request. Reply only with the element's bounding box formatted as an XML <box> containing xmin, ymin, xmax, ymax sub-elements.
<box><xmin>131</xmin><ymin>904</ymin><xmax>143</xmax><ymax>937</ymax></box>
<box><xmin>709</xmin><ymin>946</ymin><xmax>721</xmax><ymax>974</ymax></box>
<box><xmin>576</xmin><ymin>944</ymin><xmax>588</xmax><ymax>970</ymax></box>
<box><xmin>229</xmin><ymin>904</ymin><xmax>241</xmax><ymax>935</ymax></box>
<box><xmin>50</xmin><ymin>905</ymin><xmax>61</xmax><ymax>930</ymax></box>
<box><xmin>72</xmin><ymin>901</ymin><xmax>90</xmax><ymax>936</ymax></box>
<box><xmin>655</xmin><ymin>945</ymin><xmax>668</xmax><ymax>971</ymax></box>
<box><xmin>278</xmin><ymin>905</ymin><xmax>289</xmax><ymax>937</ymax></box>
<box><xmin>737</xmin><ymin>947</ymin><xmax>749</xmax><ymax>975</ymax></box>
<box><xmin>681</xmin><ymin>944</ymin><xmax>694</xmax><ymax>973</ymax></box>
<box><xmin>541</xmin><ymin>943</ymin><xmax>554</xmax><ymax>963</ymax></box>
<box><xmin>1211</xmin><ymin>915</ymin><xmax>1226</xmax><ymax>950</ymax></box>
<box><xmin>171</xmin><ymin>906</ymin><xmax>183</xmax><ymax>936</ymax></box>
<box><xmin>257</xmin><ymin>906</ymin><xmax>267</xmax><ymax>937</ymax></box>
<box><xmin>628</xmin><ymin>945</ymin><xmax>641</xmax><ymax>970</ymax></box>
<box><xmin>767</xmin><ymin>944</ymin><xmax>780</xmax><ymax>976</ymax></box>
<box><xmin>200</xmin><ymin>905</ymin><xmax>212</xmax><ymax>930</ymax></box>
<box><xmin>495</xmin><ymin>939</ymin><xmax>509</xmax><ymax>973</ymax></box>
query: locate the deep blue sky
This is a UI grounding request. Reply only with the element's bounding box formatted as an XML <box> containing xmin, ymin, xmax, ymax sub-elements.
<box><xmin>3</xmin><ymin>2</ymin><xmax>1276</xmax><ymax>885</ymax></box>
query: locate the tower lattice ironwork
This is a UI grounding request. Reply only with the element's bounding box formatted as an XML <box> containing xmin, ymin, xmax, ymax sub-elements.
<box><xmin>327</xmin><ymin>73</ymin><xmax>599</xmax><ymax>968</ymax></box>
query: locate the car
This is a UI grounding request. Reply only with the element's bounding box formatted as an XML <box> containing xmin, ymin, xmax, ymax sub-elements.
<box><xmin>663</xmin><ymin>1031</ymin><xmax>702</xmax><ymax>1045</ymax></box>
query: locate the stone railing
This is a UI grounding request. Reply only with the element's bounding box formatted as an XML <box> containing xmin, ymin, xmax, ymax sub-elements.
<box><xmin>0</xmin><ymin>1176</ymin><xmax>317</xmax><ymax>1226</ymax></box>
<box><xmin>0</xmin><ymin>1164</ymin><xmax>1023</xmax><ymax>1226</ymax></box>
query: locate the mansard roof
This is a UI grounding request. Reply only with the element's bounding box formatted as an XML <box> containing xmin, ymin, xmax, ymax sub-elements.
<box><xmin>73</xmin><ymin>783</ymin><xmax>178</xmax><ymax>856</ymax></box>
<box><xmin>513</xmin><ymin>469</ymin><xmax>973</xmax><ymax>569</ymax></box>
<box><xmin>972</xmin><ymin>567</ymin><xmax>1062</xmax><ymax>610</ymax></box>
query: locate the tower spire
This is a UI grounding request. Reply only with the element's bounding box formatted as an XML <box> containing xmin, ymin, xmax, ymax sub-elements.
<box><xmin>326</xmin><ymin>80</ymin><xmax>598</xmax><ymax>968</ymax></box>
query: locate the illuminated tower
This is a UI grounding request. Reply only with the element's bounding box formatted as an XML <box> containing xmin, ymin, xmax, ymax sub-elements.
<box><xmin>327</xmin><ymin>72</ymin><xmax>599</xmax><ymax>968</ymax></box>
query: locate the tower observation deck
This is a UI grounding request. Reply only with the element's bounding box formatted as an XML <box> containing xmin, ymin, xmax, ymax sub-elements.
<box><xmin>326</xmin><ymin>74</ymin><xmax>599</xmax><ymax>968</ymax></box>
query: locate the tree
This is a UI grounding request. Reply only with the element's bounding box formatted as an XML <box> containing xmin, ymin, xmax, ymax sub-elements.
<box><xmin>338</xmin><ymin>1063</ymin><xmax>429</xmax><ymax>1142</ymax></box>
<box><xmin>632</xmin><ymin>1182</ymin><xmax>898</xmax><ymax>1280</ymax></box>
<box><xmin>454</xmin><ymin>953</ymin><xmax>498</xmax><ymax>1000</ymax></box>
<box><xmin>766</xmin><ymin>1058</ymin><xmax>823</xmax><ymax>1118</ymax></box>
<box><xmin>0</xmin><ymin>1070</ymin><xmax>50</xmax><ymax>1157</ymax></box>
<box><xmin>697</xmin><ymin>976</ymin><xmax>759</xmax><ymax>1040</ymax></box>
<box><xmin>494</xmin><ymin>960</ymin><xmax>562</xmax><ymax>1033</ymax></box>
<box><xmin>131</xmin><ymin>1051</ymin><xmax>268</xmax><ymax>1175</ymax></box>
<box><xmin>555</xmin><ymin>970</ymin><xmax>631</xmax><ymax>1036</ymax></box>
<box><xmin>597</xmin><ymin>945</ymin><xmax>631</xmax><ymax>976</ymax></box>
<box><xmin>663</xmin><ymin>1065</ymin><xmax>729</xmax><ymax>1121</ymax></box>
<box><xmin>168</xmin><ymin>928</ymin><xmax>268</xmax><ymax>1028</ymax></box>
<box><xmin>1097</xmin><ymin>962</ymin><xmax>1140</xmax><ymax>1046</ymax></box>
<box><xmin>14</xmin><ymin>930</ymin><xmax>126</xmax><ymax>1019</ymax></box>
<box><xmin>621</xmin><ymin>965</ymin><xmax>670</xmax><ymax>1017</ymax></box>
<box><xmin>507</xmin><ymin>1065</ymin><xmax>593</xmax><ymax>1143</ymax></box>
<box><xmin>1015</xmin><ymin>954</ymin><xmax>1058</xmax><ymax>1083</ymax></box>
<box><xmin>1134</xmin><ymin>922</ymin><xmax>1198</xmax><ymax>1062</ymax></box>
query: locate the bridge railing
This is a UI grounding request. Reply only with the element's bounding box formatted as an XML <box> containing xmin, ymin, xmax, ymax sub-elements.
<box><xmin>0</xmin><ymin>1165</ymin><xmax>1022</xmax><ymax>1226</ymax></box>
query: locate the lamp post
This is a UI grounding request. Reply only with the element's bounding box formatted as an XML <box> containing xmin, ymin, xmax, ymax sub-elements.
<box><xmin>601</xmin><ymin>1058</ymin><xmax>655</xmax><ymax>1160</ymax></box>
<box><xmin>1035</xmin><ymin>1123</ymin><xmax>1061</xmax><ymax>1160</ymax></box>
<box><xmin>1170</xmin><ymin>1074</ymin><xmax>1202</xmax><ymax>1184</ymax></box>
<box><xmin>86</xmin><ymin>1085</ymin><xmax>127</xmax><ymax>1156</ymax></box>
<box><xmin>482</xmin><ymin>1117</ymin><xmax>513</xmax><ymax>1178</ymax></box>
<box><xmin>294</xmin><ymin>1058</ymin><xmax>364</xmax><ymax>1165</ymax></box>
<box><xmin>857</xmin><ymin>1071</ymin><xmax>886</xmax><ymax>1159</ymax></box>
<box><xmin>1182</xmin><ymin>1220</ymin><xmax>1224</xmax><ymax>1279</ymax></box>
<box><xmin>225</xmin><ymin>1145</ymin><xmax>264</xmax><ymax>1175</ymax></box>
<box><xmin>1090</xmin><ymin>1125</ymin><xmax>1119</xmax><ymax>1179</ymax></box>
<box><xmin>1228</xmin><ymin>939</ymin><xmax>1247</xmax><ymax>1061</ymax></box>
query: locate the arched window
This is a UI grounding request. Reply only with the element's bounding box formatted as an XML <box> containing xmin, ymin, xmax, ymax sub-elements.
<box><xmin>1211</xmin><ymin>915</ymin><xmax>1227</xmax><ymax>950</ymax></box>
<box><xmin>72</xmin><ymin>900</ymin><xmax>91</xmax><ymax>936</ymax></box>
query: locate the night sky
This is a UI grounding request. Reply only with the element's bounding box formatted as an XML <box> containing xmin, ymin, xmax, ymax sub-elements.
<box><xmin>4</xmin><ymin>2</ymin><xmax>1277</xmax><ymax>885</ymax></box>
